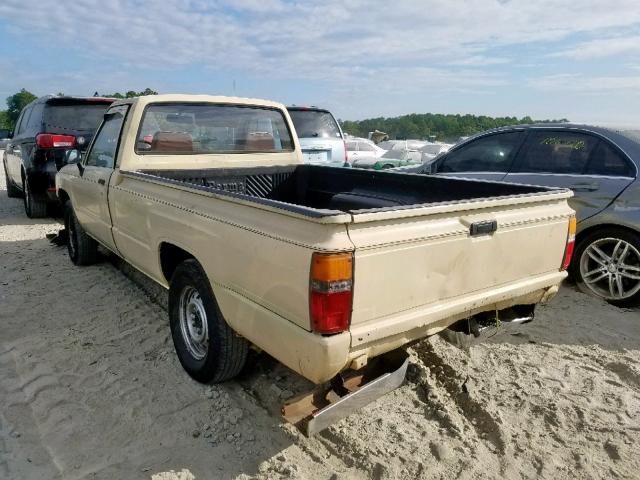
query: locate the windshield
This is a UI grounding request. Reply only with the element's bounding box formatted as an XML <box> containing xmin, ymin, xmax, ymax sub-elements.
<box><xmin>43</xmin><ymin>103</ymin><xmax>111</xmax><ymax>133</ymax></box>
<box><xmin>287</xmin><ymin>109</ymin><xmax>342</xmax><ymax>139</ymax></box>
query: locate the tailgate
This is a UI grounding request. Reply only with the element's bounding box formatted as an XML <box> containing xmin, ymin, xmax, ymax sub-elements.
<box><xmin>347</xmin><ymin>192</ymin><xmax>574</xmax><ymax>329</ymax></box>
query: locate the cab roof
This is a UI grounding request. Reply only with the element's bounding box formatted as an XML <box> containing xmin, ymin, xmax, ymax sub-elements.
<box><xmin>111</xmin><ymin>93</ymin><xmax>288</xmax><ymax>111</ymax></box>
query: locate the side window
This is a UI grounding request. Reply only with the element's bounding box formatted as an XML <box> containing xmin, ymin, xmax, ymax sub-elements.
<box><xmin>25</xmin><ymin>103</ymin><xmax>44</xmax><ymax>135</ymax></box>
<box><xmin>359</xmin><ymin>143</ymin><xmax>375</xmax><ymax>152</ymax></box>
<box><xmin>438</xmin><ymin>132</ymin><xmax>524</xmax><ymax>173</ymax></box>
<box><xmin>514</xmin><ymin>131</ymin><xmax>598</xmax><ymax>174</ymax></box>
<box><xmin>85</xmin><ymin>106</ymin><xmax>128</xmax><ymax>168</ymax></box>
<box><xmin>15</xmin><ymin>107</ymin><xmax>31</xmax><ymax>136</ymax></box>
<box><xmin>346</xmin><ymin>141</ymin><xmax>358</xmax><ymax>152</ymax></box>
<box><xmin>585</xmin><ymin>141</ymin><xmax>634</xmax><ymax>177</ymax></box>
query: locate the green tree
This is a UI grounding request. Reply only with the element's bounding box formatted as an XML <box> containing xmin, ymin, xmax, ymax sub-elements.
<box><xmin>340</xmin><ymin>112</ymin><xmax>569</xmax><ymax>142</ymax></box>
<box><xmin>101</xmin><ymin>88</ymin><xmax>158</xmax><ymax>99</ymax></box>
<box><xmin>6</xmin><ymin>88</ymin><xmax>37</xmax><ymax>128</ymax></box>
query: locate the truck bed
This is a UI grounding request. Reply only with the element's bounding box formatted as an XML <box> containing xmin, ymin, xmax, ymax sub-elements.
<box><xmin>133</xmin><ymin>165</ymin><xmax>560</xmax><ymax>217</ymax></box>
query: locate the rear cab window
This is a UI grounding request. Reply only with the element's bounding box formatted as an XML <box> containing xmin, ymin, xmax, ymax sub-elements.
<box><xmin>287</xmin><ymin>109</ymin><xmax>342</xmax><ymax>139</ymax></box>
<box><xmin>136</xmin><ymin>103</ymin><xmax>294</xmax><ymax>154</ymax></box>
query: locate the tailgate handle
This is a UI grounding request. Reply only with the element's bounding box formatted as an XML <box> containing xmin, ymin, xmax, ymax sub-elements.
<box><xmin>470</xmin><ymin>220</ymin><xmax>497</xmax><ymax>236</ymax></box>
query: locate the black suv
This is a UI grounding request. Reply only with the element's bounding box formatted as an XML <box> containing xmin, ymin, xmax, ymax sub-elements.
<box><xmin>3</xmin><ymin>96</ymin><xmax>114</xmax><ymax>217</ymax></box>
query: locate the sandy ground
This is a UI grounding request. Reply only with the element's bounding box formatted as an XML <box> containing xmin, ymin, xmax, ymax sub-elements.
<box><xmin>1</xmin><ymin>158</ymin><xmax>639</xmax><ymax>479</ymax></box>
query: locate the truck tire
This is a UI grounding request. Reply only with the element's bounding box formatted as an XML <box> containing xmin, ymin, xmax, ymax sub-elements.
<box><xmin>23</xmin><ymin>174</ymin><xmax>48</xmax><ymax>218</ymax></box>
<box><xmin>5</xmin><ymin>167</ymin><xmax>21</xmax><ymax>198</ymax></box>
<box><xmin>572</xmin><ymin>228</ymin><xmax>640</xmax><ymax>308</ymax></box>
<box><xmin>64</xmin><ymin>201</ymin><xmax>98</xmax><ymax>266</ymax></box>
<box><xmin>169</xmin><ymin>259</ymin><xmax>248</xmax><ymax>383</ymax></box>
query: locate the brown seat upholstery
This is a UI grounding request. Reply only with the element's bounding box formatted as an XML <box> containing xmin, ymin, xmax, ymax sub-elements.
<box><xmin>245</xmin><ymin>132</ymin><xmax>275</xmax><ymax>151</ymax></box>
<box><xmin>150</xmin><ymin>132</ymin><xmax>193</xmax><ymax>152</ymax></box>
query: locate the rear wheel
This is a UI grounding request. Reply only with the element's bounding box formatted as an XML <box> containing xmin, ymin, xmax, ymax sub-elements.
<box><xmin>23</xmin><ymin>173</ymin><xmax>47</xmax><ymax>218</ymax></box>
<box><xmin>573</xmin><ymin>228</ymin><xmax>640</xmax><ymax>307</ymax></box>
<box><xmin>169</xmin><ymin>259</ymin><xmax>248</xmax><ymax>383</ymax></box>
<box><xmin>64</xmin><ymin>201</ymin><xmax>98</xmax><ymax>266</ymax></box>
<box><xmin>5</xmin><ymin>166</ymin><xmax>21</xmax><ymax>198</ymax></box>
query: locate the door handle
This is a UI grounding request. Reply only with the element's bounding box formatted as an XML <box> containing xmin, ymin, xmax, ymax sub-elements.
<box><xmin>570</xmin><ymin>182</ymin><xmax>599</xmax><ymax>192</ymax></box>
<box><xmin>98</xmin><ymin>178</ymin><xmax>106</xmax><ymax>186</ymax></box>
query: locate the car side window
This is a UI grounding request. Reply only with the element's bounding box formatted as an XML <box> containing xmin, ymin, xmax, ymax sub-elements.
<box><xmin>85</xmin><ymin>106</ymin><xmax>128</xmax><ymax>169</ymax></box>
<box><xmin>346</xmin><ymin>141</ymin><xmax>358</xmax><ymax>151</ymax></box>
<box><xmin>514</xmin><ymin>131</ymin><xmax>598</xmax><ymax>174</ymax></box>
<box><xmin>585</xmin><ymin>141</ymin><xmax>634</xmax><ymax>177</ymax></box>
<box><xmin>359</xmin><ymin>143</ymin><xmax>375</xmax><ymax>152</ymax></box>
<box><xmin>15</xmin><ymin>107</ymin><xmax>31</xmax><ymax>137</ymax></box>
<box><xmin>25</xmin><ymin>103</ymin><xmax>44</xmax><ymax>136</ymax></box>
<box><xmin>438</xmin><ymin>132</ymin><xmax>523</xmax><ymax>173</ymax></box>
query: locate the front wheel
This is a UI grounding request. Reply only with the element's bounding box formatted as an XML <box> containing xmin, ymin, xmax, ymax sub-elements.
<box><xmin>169</xmin><ymin>259</ymin><xmax>248</xmax><ymax>383</ymax></box>
<box><xmin>572</xmin><ymin>228</ymin><xmax>640</xmax><ymax>307</ymax></box>
<box><xmin>64</xmin><ymin>201</ymin><xmax>98</xmax><ymax>266</ymax></box>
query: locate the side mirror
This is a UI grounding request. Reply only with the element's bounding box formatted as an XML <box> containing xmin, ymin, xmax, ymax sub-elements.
<box><xmin>7</xmin><ymin>131</ymin><xmax>13</xmax><ymax>139</ymax></box>
<box><xmin>64</xmin><ymin>149</ymin><xmax>81</xmax><ymax>165</ymax></box>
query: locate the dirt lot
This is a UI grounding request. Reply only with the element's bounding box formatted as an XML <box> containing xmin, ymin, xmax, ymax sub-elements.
<box><xmin>1</xmin><ymin>160</ymin><xmax>639</xmax><ymax>480</ymax></box>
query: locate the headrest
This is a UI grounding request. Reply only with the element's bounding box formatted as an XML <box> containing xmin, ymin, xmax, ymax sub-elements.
<box><xmin>151</xmin><ymin>132</ymin><xmax>193</xmax><ymax>152</ymax></box>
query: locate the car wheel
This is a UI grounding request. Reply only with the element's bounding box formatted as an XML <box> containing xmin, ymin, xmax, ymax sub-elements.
<box><xmin>23</xmin><ymin>174</ymin><xmax>47</xmax><ymax>218</ymax></box>
<box><xmin>64</xmin><ymin>201</ymin><xmax>98</xmax><ymax>266</ymax></box>
<box><xmin>169</xmin><ymin>259</ymin><xmax>248</xmax><ymax>383</ymax></box>
<box><xmin>4</xmin><ymin>166</ymin><xmax>21</xmax><ymax>198</ymax></box>
<box><xmin>573</xmin><ymin>228</ymin><xmax>640</xmax><ymax>307</ymax></box>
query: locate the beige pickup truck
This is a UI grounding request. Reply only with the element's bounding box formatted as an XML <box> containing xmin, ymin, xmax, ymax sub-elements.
<box><xmin>56</xmin><ymin>94</ymin><xmax>574</xmax><ymax>429</ymax></box>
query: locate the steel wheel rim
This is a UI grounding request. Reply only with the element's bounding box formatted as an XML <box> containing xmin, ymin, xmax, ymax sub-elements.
<box><xmin>179</xmin><ymin>286</ymin><xmax>209</xmax><ymax>360</ymax></box>
<box><xmin>580</xmin><ymin>237</ymin><xmax>640</xmax><ymax>300</ymax></box>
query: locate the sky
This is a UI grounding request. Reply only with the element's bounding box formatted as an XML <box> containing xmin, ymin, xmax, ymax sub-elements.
<box><xmin>0</xmin><ymin>0</ymin><xmax>639</xmax><ymax>125</ymax></box>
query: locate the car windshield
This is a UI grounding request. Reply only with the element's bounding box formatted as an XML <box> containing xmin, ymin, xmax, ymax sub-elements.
<box><xmin>288</xmin><ymin>109</ymin><xmax>341</xmax><ymax>139</ymax></box>
<box><xmin>44</xmin><ymin>102</ymin><xmax>111</xmax><ymax>133</ymax></box>
<box><xmin>137</xmin><ymin>103</ymin><xmax>294</xmax><ymax>154</ymax></box>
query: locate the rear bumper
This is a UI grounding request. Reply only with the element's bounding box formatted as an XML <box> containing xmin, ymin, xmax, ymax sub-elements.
<box><xmin>348</xmin><ymin>270</ymin><xmax>566</xmax><ymax>360</ymax></box>
<box><xmin>218</xmin><ymin>270</ymin><xmax>565</xmax><ymax>384</ymax></box>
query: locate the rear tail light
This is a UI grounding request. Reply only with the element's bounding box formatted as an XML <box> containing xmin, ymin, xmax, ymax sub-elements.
<box><xmin>310</xmin><ymin>252</ymin><xmax>353</xmax><ymax>334</ymax></box>
<box><xmin>36</xmin><ymin>134</ymin><xmax>76</xmax><ymax>149</ymax></box>
<box><xmin>561</xmin><ymin>216</ymin><xmax>577</xmax><ymax>270</ymax></box>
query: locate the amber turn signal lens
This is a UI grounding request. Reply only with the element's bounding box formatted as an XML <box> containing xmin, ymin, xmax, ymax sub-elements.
<box><xmin>310</xmin><ymin>252</ymin><xmax>353</xmax><ymax>282</ymax></box>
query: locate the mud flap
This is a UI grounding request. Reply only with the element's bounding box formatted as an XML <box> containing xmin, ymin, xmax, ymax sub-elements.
<box><xmin>282</xmin><ymin>349</ymin><xmax>409</xmax><ymax>436</ymax></box>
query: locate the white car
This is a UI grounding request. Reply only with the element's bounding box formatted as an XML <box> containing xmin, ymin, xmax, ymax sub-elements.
<box><xmin>346</xmin><ymin>139</ymin><xmax>386</xmax><ymax>162</ymax></box>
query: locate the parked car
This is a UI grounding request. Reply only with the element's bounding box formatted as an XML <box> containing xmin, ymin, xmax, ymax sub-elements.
<box><xmin>409</xmin><ymin>124</ymin><xmax>640</xmax><ymax>307</ymax></box>
<box><xmin>3</xmin><ymin>95</ymin><xmax>114</xmax><ymax>217</ymax></box>
<box><xmin>346</xmin><ymin>138</ymin><xmax>386</xmax><ymax>162</ymax></box>
<box><xmin>287</xmin><ymin>106</ymin><xmax>348</xmax><ymax>166</ymax></box>
<box><xmin>57</xmin><ymin>94</ymin><xmax>573</xmax><ymax>433</ymax></box>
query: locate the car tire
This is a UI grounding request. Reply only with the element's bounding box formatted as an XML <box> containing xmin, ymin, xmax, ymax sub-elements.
<box><xmin>5</xmin><ymin>167</ymin><xmax>21</xmax><ymax>198</ymax></box>
<box><xmin>64</xmin><ymin>201</ymin><xmax>98</xmax><ymax>266</ymax></box>
<box><xmin>23</xmin><ymin>174</ymin><xmax>48</xmax><ymax>218</ymax></box>
<box><xmin>169</xmin><ymin>259</ymin><xmax>248</xmax><ymax>383</ymax></box>
<box><xmin>572</xmin><ymin>228</ymin><xmax>640</xmax><ymax>308</ymax></box>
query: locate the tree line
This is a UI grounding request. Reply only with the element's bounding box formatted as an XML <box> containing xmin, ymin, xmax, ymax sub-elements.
<box><xmin>340</xmin><ymin>113</ymin><xmax>569</xmax><ymax>142</ymax></box>
<box><xmin>0</xmin><ymin>88</ymin><xmax>158</xmax><ymax>131</ymax></box>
